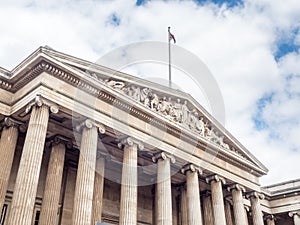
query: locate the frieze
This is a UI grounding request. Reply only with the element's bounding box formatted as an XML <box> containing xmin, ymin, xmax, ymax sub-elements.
<box><xmin>100</xmin><ymin>79</ymin><xmax>236</xmax><ymax>154</ymax></box>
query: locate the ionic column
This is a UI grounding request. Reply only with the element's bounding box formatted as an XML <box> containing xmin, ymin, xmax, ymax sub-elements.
<box><xmin>265</xmin><ymin>215</ymin><xmax>276</xmax><ymax>225</ymax></box>
<box><xmin>39</xmin><ymin>136</ymin><xmax>69</xmax><ymax>225</ymax></box>
<box><xmin>152</xmin><ymin>152</ymin><xmax>176</xmax><ymax>225</ymax></box>
<box><xmin>206</xmin><ymin>175</ymin><xmax>226</xmax><ymax>225</ymax></box>
<box><xmin>7</xmin><ymin>96</ymin><xmax>58</xmax><ymax>225</ymax></box>
<box><xmin>92</xmin><ymin>156</ymin><xmax>105</xmax><ymax>225</ymax></box>
<box><xmin>244</xmin><ymin>206</ymin><xmax>250</xmax><ymax>225</ymax></box>
<box><xmin>181</xmin><ymin>164</ymin><xmax>203</xmax><ymax>225</ymax></box>
<box><xmin>228</xmin><ymin>184</ymin><xmax>247</xmax><ymax>225</ymax></box>
<box><xmin>224</xmin><ymin>200</ymin><xmax>234</xmax><ymax>225</ymax></box>
<box><xmin>246</xmin><ymin>191</ymin><xmax>264</xmax><ymax>225</ymax></box>
<box><xmin>289</xmin><ymin>211</ymin><xmax>300</xmax><ymax>225</ymax></box>
<box><xmin>202</xmin><ymin>191</ymin><xmax>214</xmax><ymax>225</ymax></box>
<box><xmin>0</xmin><ymin>118</ymin><xmax>22</xmax><ymax>209</ymax></box>
<box><xmin>180</xmin><ymin>187</ymin><xmax>188</xmax><ymax>225</ymax></box>
<box><xmin>72</xmin><ymin>119</ymin><xmax>105</xmax><ymax>225</ymax></box>
<box><xmin>118</xmin><ymin>137</ymin><xmax>144</xmax><ymax>225</ymax></box>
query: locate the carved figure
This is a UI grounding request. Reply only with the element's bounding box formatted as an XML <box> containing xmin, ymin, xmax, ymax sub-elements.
<box><xmin>167</xmin><ymin>97</ymin><xmax>175</xmax><ymax>119</ymax></box>
<box><xmin>105</xmin><ymin>79</ymin><xmax>125</xmax><ymax>90</ymax></box>
<box><xmin>173</xmin><ymin>99</ymin><xmax>182</xmax><ymax>122</ymax></box>
<box><xmin>219</xmin><ymin>136</ymin><xmax>230</xmax><ymax>149</ymax></box>
<box><xmin>181</xmin><ymin>100</ymin><xmax>190</xmax><ymax>124</ymax></box>
<box><xmin>140</xmin><ymin>88</ymin><xmax>151</xmax><ymax>107</ymax></box>
<box><xmin>131</xmin><ymin>85</ymin><xmax>141</xmax><ymax>101</ymax></box>
<box><xmin>195</xmin><ymin>116</ymin><xmax>205</xmax><ymax>136</ymax></box>
<box><xmin>206</xmin><ymin>127</ymin><xmax>219</xmax><ymax>142</ymax></box>
<box><xmin>150</xmin><ymin>93</ymin><xmax>159</xmax><ymax>110</ymax></box>
<box><xmin>117</xmin><ymin>82</ymin><xmax>231</xmax><ymax>151</ymax></box>
<box><xmin>157</xmin><ymin>97</ymin><xmax>169</xmax><ymax>115</ymax></box>
<box><xmin>188</xmin><ymin>110</ymin><xmax>197</xmax><ymax>130</ymax></box>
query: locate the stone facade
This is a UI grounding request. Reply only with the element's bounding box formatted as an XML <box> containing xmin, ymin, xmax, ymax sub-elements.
<box><xmin>0</xmin><ymin>46</ymin><xmax>299</xmax><ymax>225</ymax></box>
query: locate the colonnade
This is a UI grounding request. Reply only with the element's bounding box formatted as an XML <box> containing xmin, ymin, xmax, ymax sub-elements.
<box><xmin>0</xmin><ymin>98</ymin><xmax>294</xmax><ymax>225</ymax></box>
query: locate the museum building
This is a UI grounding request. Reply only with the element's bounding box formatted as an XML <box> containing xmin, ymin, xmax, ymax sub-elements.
<box><xmin>0</xmin><ymin>46</ymin><xmax>299</xmax><ymax>225</ymax></box>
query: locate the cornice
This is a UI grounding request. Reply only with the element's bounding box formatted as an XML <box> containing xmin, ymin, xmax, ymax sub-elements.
<box><xmin>0</xmin><ymin>48</ymin><xmax>268</xmax><ymax>177</ymax></box>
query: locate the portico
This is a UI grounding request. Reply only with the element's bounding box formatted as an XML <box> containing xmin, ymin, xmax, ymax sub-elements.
<box><xmin>0</xmin><ymin>46</ymin><xmax>299</xmax><ymax>225</ymax></box>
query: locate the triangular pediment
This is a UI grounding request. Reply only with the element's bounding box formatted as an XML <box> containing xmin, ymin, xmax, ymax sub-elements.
<box><xmin>0</xmin><ymin>46</ymin><xmax>268</xmax><ymax>176</ymax></box>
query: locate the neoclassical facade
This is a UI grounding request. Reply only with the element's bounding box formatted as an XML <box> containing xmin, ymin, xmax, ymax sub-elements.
<box><xmin>0</xmin><ymin>46</ymin><xmax>299</xmax><ymax>225</ymax></box>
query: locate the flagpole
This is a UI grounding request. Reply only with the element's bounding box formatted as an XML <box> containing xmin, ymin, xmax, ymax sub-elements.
<box><xmin>168</xmin><ymin>26</ymin><xmax>171</xmax><ymax>88</ymax></box>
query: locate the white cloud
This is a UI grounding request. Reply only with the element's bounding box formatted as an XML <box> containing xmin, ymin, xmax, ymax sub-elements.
<box><xmin>0</xmin><ymin>0</ymin><xmax>300</xmax><ymax>185</ymax></box>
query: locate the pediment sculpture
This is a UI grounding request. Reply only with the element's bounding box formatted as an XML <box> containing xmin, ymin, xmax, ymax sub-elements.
<box><xmin>102</xmin><ymin>79</ymin><xmax>235</xmax><ymax>153</ymax></box>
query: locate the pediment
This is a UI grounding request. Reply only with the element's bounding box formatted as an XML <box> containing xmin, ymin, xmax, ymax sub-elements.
<box><xmin>0</xmin><ymin>46</ymin><xmax>268</xmax><ymax>176</ymax></box>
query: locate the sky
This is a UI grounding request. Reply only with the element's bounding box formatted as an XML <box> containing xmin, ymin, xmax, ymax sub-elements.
<box><xmin>0</xmin><ymin>0</ymin><xmax>300</xmax><ymax>185</ymax></box>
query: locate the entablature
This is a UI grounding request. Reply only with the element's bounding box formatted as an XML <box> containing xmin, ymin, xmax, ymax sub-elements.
<box><xmin>0</xmin><ymin>46</ymin><xmax>268</xmax><ymax>188</ymax></box>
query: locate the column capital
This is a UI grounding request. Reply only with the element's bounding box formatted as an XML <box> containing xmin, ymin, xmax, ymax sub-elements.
<box><xmin>289</xmin><ymin>211</ymin><xmax>300</xmax><ymax>217</ymax></box>
<box><xmin>152</xmin><ymin>151</ymin><xmax>176</xmax><ymax>163</ymax></box>
<box><xmin>224</xmin><ymin>197</ymin><xmax>233</xmax><ymax>205</ymax></box>
<box><xmin>181</xmin><ymin>163</ymin><xmax>202</xmax><ymax>175</ymax></box>
<box><xmin>246</xmin><ymin>191</ymin><xmax>264</xmax><ymax>200</ymax></box>
<box><xmin>264</xmin><ymin>214</ymin><xmax>276</xmax><ymax>221</ymax></box>
<box><xmin>46</xmin><ymin>135</ymin><xmax>73</xmax><ymax>148</ymax></box>
<box><xmin>227</xmin><ymin>183</ymin><xmax>246</xmax><ymax>193</ymax></box>
<box><xmin>117</xmin><ymin>136</ymin><xmax>144</xmax><ymax>150</ymax></box>
<box><xmin>205</xmin><ymin>174</ymin><xmax>226</xmax><ymax>185</ymax></box>
<box><xmin>25</xmin><ymin>95</ymin><xmax>59</xmax><ymax>114</ymax></box>
<box><xmin>1</xmin><ymin>117</ymin><xmax>26</xmax><ymax>132</ymax></box>
<box><xmin>75</xmin><ymin>119</ymin><xmax>105</xmax><ymax>134</ymax></box>
<box><xmin>244</xmin><ymin>205</ymin><xmax>250</xmax><ymax>212</ymax></box>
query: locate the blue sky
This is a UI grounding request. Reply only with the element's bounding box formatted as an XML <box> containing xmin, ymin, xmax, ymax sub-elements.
<box><xmin>0</xmin><ymin>0</ymin><xmax>300</xmax><ymax>185</ymax></box>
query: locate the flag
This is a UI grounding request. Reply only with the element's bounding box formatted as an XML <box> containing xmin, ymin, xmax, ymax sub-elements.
<box><xmin>168</xmin><ymin>30</ymin><xmax>176</xmax><ymax>43</ymax></box>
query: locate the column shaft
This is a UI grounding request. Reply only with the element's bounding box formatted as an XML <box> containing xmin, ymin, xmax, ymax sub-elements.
<box><xmin>7</xmin><ymin>105</ymin><xmax>49</xmax><ymax>225</ymax></box>
<box><xmin>180</xmin><ymin>189</ymin><xmax>188</xmax><ymax>225</ymax></box>
<box><xmin>245</xmin><ymin>208</ymin><xmax>249</xmax><ymax>225</ymax></box>
<box><xmin>224</xmin><ymin>201</ymin><xmax>233</xmax><ymax>225</ymax></box>
<box><xmin>39</xmin><ymin>143</ymin><xmax>66</xmax><ymax>225</ymax></box>
<box><xmin>250</xmin><ymin>196</ymin><xmax>264</xmax><ymax>225</ymax></box>
<box><xmin>232</xmin><ymin>188</ymin><xmax>247</xmax><ymax>225</ymax></box>
<box><xmin>0</xmin><ymin>125</ymin><xmax>18</xmax><ymax>209</ymax></box>
<box><xmin>210</xmin><ymin>180</ymin><xmax>226</xmax><ymax>225</ymax></box>
<box><xmin>203</xmin><ymin>194</ymin><xmax>214</xmax><ymax>225</ymax></box>
<box><xmin>92</xmin><ymin>157</ymin><xmax>105</xmax><ymax>224</ymax></box>
<box><xmin>294</xmin><ymin>214</ymin><xmax>300</xmax><ymax>225</ymax></box>
<box><xmin>156</xmin><ymin>157</ymin><xmax>172</xmax><ymax>225</ymax></box>
<box><xmin>267</xmin><ymin>218</ymin><xmax>275</xmax><ymax>225</ymax></box>
<box><xmin>186</xmin><ymin>170</ymin><xmax>203</xmax><ymax>225</ymax></box>
<box><xmin>61</xmin><ymin>168</ymin><xmax>76</xmax><ymax>225</ymax></box>
<box><xmin>119</xmin><ymin>144</ymin><xmax>138</xmax><ymax>225</ymax></box>
<box><xmin>72</xmin><ymin>126</ymin><xmax>98</xmax><ymax>225</ymax></box>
